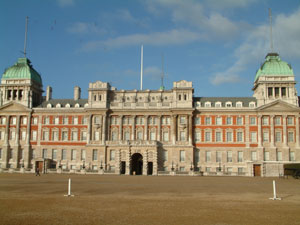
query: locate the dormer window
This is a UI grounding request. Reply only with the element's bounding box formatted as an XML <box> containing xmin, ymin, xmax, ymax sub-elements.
<box><xmin>226</xmin><ymin>102</ymin><xmax>232</xmax><ymax>107</ymax></box>
<box><xmin>56</xmin><ymin>103</ymin><xmax>61</xmax><ymax>108</ymax></box>
<box><xmin>205</xmin><ymin>102</ymin><xmax>211</xmax><ymax>107</ymax></box>
<box><xmin>236</xmin><ymin>102</ymin><xmax>242</xmax><ymax>108</ymax></box>
<box><xmin>47</xmin><ymin>103</ymin><xmax>52</xmax><ymax>108</ymax></box>
<box><xmin>215</xmin><ymin>102</ymin><xmax>221</xmax><ymax>108</ymax></box>
<box><xmin>249</xmin><ymin>102</ymin><xmax>256</xmax><ymax>108</ymax></box>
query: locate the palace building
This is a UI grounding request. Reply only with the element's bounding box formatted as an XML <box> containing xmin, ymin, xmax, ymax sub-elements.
<box><xmin>0</xmin><ymin>52</ymin><xmax>299</xmax><ymax>177</ymax></box>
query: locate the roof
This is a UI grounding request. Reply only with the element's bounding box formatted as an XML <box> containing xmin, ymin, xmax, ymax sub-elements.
<box><xmin>193</xmin><ymin>97</ymin><xmax>256</xmax><ymax>107</ymax></box>
<box><xmin>2</xmin><ymin>58</ymin><xmax>42</xmax><ymax>85</ymax></box>
<box><xmin>254</xmin><ymin>53</ymin><xmax>294</xmax><ymax>81</ymax></box>
<box><xmin>37</xmin><ymin>98</ymin><xmax>88</xmax><ymax>108</ymax></box>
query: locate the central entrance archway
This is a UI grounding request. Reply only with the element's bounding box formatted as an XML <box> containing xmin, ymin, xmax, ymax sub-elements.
<box><xmin>131</xmin><ymin>153</ymin><xmax>143</xmax><ymax>175</ymax></box>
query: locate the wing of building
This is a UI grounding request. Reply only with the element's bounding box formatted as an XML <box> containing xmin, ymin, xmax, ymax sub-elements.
<box><xmin>0</xmin><ymin>52</ymin><xmax>299</xmax><ymax>177</ymax></box>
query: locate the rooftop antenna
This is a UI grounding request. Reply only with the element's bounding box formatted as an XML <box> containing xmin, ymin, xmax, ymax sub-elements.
<box><xmin>23</xmin><ymin>16</ymin><xmax>29</xmax><ymax>58</ymax></box>
<box><xmin>269</xmin><ymin>8</ymin><xmax>274</xmax><ymax>53</ymax></box>
<box><xmin>160</xmin><ymin>53</ymin><xmax>165</xmax><ymax>90</ymax></box>
<box><xmin>140</xmin><ymin>45</ymin><xmax>143</xmax><ymax>90</ymax></box>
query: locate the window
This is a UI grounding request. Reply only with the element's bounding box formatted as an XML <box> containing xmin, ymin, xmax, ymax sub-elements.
<box><xmin>92</xmin><ymin>149</ymin><xmax>97</xmax><ymax>161</ymax></box>
<box><xmin>205</xmin><ymin>117</ymin><xmax>211</xmax><ymax>125</ymax></box>
<box><xmin>44</xmin><ymin>117</ymin><xmax>49</xmax><ymax>125</ymax></box>
<box><xmin>0</xmin><ymin>149</ymin><xmax>2</xmax><ymax>159</ymax></box>
<box><xmin>43</xmin><ymin>130</ymin><xmax>49</xmax><ymax>141</ymax></box>
<box><xmin>163</xmin><ymin>150</ymin><xmax>168</xmax><ymax>161</ymax></box>
<box><xmin>288</xmin><ymin>131</ymin><xmax>294</xmax><ymax>142</ymax></box>
<box><xmin>21</xmin><ymin>130</ymin><xmax>26</xmax><ymax>141</ymax></box>
<box><xmin>275</xmin><ymin>87</ymin><xmax>280</xmax><ymax>97</ymax></box>
<box><xmin>236</xmin><ymin>117</ymin><xmax>243</xmax><ymax>125</ymax></box>
<box><xmin>282</xmin><ymin>87</ymin><xmax>287</xmax><ymax>97</ymax></box>
<box><xmin>180</xmin><ymin>131</ymin><xmax>186</xmax><ymax>141</ymax></box>
<box><xmin>137</xmin><ymin>131</ymin><xmax>143</xmax><ymax>140</ymax></box>
<box><xmin>73</xmin><ymin>117</ymin><xmax>78</xmax><ymax>125</ymax></box>
<box><xmin>226</xmin><ymin>117</ymin><xmax>232</xmax><ymax>125</ymax></box>
<box><xmin>195</xmin><ymin>150</ymin><xmax>200</xmax><ymax>163</ymax></box>
<box><xmin>81</xmin><ymin>131</ymin><xmax>87</xmax><ymax>141</ymax></box>
<box><xmin>287</xmin><ymin>117</ymin><xmax>294</xmax><ymax>125</ymax></box>
<box><xmin>62</xmin><ymin>149</ymin><xmax>67</xmax><ymax>160</ymax></box>
<box><xmin>250</xmin><ymin>117</ymin><xmax>256</xmax><ymax>125</ymax></box>
<box><xmin>263</xmin><ymin>132</ymin><xmax>269</xmax><ymax>142</ymax></box>
<box><xmin>290</xmin><ymin>151</ymin><xmax>295</xmax><ymax>161</ymax></box>
<box><xmin>205</xmin><ymin>131</ymin><xmax>211</xmax><ymax>142</ymax></box>
<box><xmin>52</xmin><ymin>149</ymin><xmax>57</xmax><ymax>160</ymax></box>
<box><xmin>262</xmin><ymin>117</ymin><xmax>269</xmax><ymax>125</ymax></box>
<box><xmin>110</xmin><ymin>150</ymin><xmax>115</xmax><ymax>161</ymax></box>
<box><xmin>227</xmin><ymin>151</ymin><xmax>232</xmax><ymax>162</ymax></box>
<box><xmin>275</xmin><ymin>117</ymin><xmax>281</xmax><ymax>125</ymax></box>
<box><xmin>12</xmin><ymin>117</ymin><xmax>17</xmax><ymax>125</ymax></box>
<box><xmin>238</xmin><ymin>167</ymin><xmax>244</xmax><ymax>174</ymax></box>
<box><xmin>277</xmin><ymin>151</ymin><xmax>282</xmax><ymax>161</ymax></box>
<box><xmin>268</xmin><ymin>87</ymin><xmax>273</xmax><ymax>97</ymax></box>
<box><xmin>81</xmin><ymin>149</ymin><xmax>86</xmax><ymax>160</ymax></box>
<box><xmin>205</xmin><ymin>151</ymin><xmax>211</xmax><ymax>162</ymax></box>
<box><xmin>82</xmin><ymin>117</ymin><xmax>88</xmax><ymax>125</ymax></box>
<box><xmin>63</xmin><ymin>117</ymin><xmax>68</xmax><ymax>125</ymax></box>
<box><xmin>226</xmin><ymin>132</ymin><xmax>233</xmax><ymax>142</ymax></box>
<box><xmin>216</xmin><ymin>117</ymin><xmax>222</xmax><ymax>125</ymax></box>
<box><xmin>71</xmin><ymin>131</ymin><xmax>78</xmax><ymax>141</ymax></box>
<box><xmin>136</xmin><ymin>116</ymin><xmax>144</xmax><ymax>125</ymax></box>
<box><xmin>226</xmin><ymin>102</ymin><xmax>232</xmax><ymax>107</ymax></box>
<box><xmin>194</xmin><ymin>117</ymin><xmax>200</xmax><ymax>125</ymax></box>
<box><xmin>163</xmin><ymin>131</ymin><xmax>169</xmax><ymax>142</ymax></box>
<box><xmin>216</xmin><ymin>151</ymin><xmax>221</xmax><ymax>162</ymax></box>
<box><xmin>32</xmin><ymin>117</ymin><xmax>38</xmax><ymax>125</ymax></box>
<box><xmin>215</xmin><ymin>102</ymin><xmax>221</xmax><ymax>107</ymax></box>
<box><xmin>9</xmin><ymin>149</ymin><xmax>13</xmax><ymax>159</ymax></box>
<box><xmin>238</xmin><ymin>151</ymin><xmax>243</xmax><ymax>162</ymax></box>
<box><xmin>251</xmin><ymin>151</ymin><xmax>257</xmax><ymax>161</ymax></box>
<box><xmin>124</xmin><ymin>131</ymin><xmax>130</xmax><ymax>141</ymax></box>
<box><xmin>1</xmin><ymin>117</ymin><xmax>6</xmax><ymax>125</ymax></box>
<box><xmin>42</xmin><ymin>149</ymin><xmax>47</xmax><ymax>158</ymax></box>
<box><xmin>205</xmin><ymin>102</ymin><xmax>211</xmax><ymax>107</ymax></box>
<box><xmin>206</xmin><ymin>167</ymin><xmax>211</xmax><ymax>172</ymax></box>
<box><xmin>215</xmin><ymin>131</ymin><xmax>222</xmax><ymax>142</ymax></box>
<box><xmin>112</xmin><ymin>131</ymin><xmax>118</xmax><ymax>141</ymax></box>
<box><xmin>264</xmin><ymin>151</ymin><xmax>270</xmax><ymax>161</ymax></box>
<box><xmin>235</xmin><ymin>131</ymin><xmax>243</xmax><ymax>142</ymax></box>
<box><xmin>250</xmin><ymin>132</ymin><xmax>257</xmax><ymax>142</ymax></box>
<box><xmin>52</xmin><ymin>130</ymin><xmax>59</xmax><ymax>141</ymax></box>
<box><xmin>180</xmin><ymin>116</ymin><xmax>186</xmax><ymax>124</ymax></box>
<box><xmin>62</xmin><ymin>131</ymin><xmax>68</xmax><ymax>141</ymax></box>
<box><xmin>150</xmin><ymin>131</ymin><xmax>156</xmax><ymax>141</ymax></box>
<box><xmin>71</xmin><ymin>150</ymin><xmax>76</xmax><ymax>160</ymax></box>
<box><xmin>180</xmin><ymin>150</ymin><xmax>185</xmax><ymax>162</ymax></box>
<box><xmin>275</xmin><ymin>131</ymin><xmax>281</xmax><ymax>142</ymax></box>
<box><xmin>22</xmin><ymin>117</ymin><xmax>27</xmax><ymax>125</ymax></box>
<box><xmin>195</xmin><ymin>131</ymin><xmax>201</xmax><ymax>142</ymax></box>
<box><xmin>94</xmin><ymin>131</ymin><xmax>100</xmax><ymax>141</ymax></box>
<box><xmin>54</xmin><ymin>117</ymin><xmax>59</xmax><ymax>125</ymax></box>
<box><xmin>227</xmin><ymin>167</ymin><xmax>233</xmax><ymax>173</ymax></box>
<box><xmin>236</xmin><ymin>103</ymin><xmax>242</xmax><ymax>108</ymax></box>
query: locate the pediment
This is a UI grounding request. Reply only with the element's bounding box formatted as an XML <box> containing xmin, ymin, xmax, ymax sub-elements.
<box><xmin>257</xmin><ymin>100</ymin><xmax>300</xmax><ymax>112</ymax></box>
<box><xmin>0</xmin><ymin>102</ymin><xmax>31</xmax><ymax>113</ymax></box>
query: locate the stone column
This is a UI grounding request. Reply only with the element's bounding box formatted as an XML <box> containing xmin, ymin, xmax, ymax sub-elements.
<box><xmin>115</xmin><ymin>149</ymin><xmax>121</xmax><ymax>174</ymax></box>
<box><xmin>157</xmin><ymin>116</ymin><xmax>161</xmax><ymax>141</ymax></box>
<box><xmin>296</xmin><ymin>116</ymin><xmax>300</xmax><ymax>148</ymax></box>
<box><xmin>102</xmin><ymin>114</ymin><xmax>106</xmax><ymax>144</ymax></box>
<box><xmin>152</xmin><ymin>149</ymin><xmax>158</xmax><ymax>175</ymax></box>
<box><xmin>270</xmin><ymin>115</ymin><xmax>275</xmax><ymax>147</ymax></box>
<box><xmin>119</xmin><ymin>115</ymin><xmax>123</xmax><ymax>141</ymax></box>
<box><xmin>24</xmin><ymin>113</ymin><xmax>32</xmax><ymax>168</ymax></box>
<box><xmin>87</xmin><ymin>114</ymin><xmax>92</xmax><ymax>144</ymax></box>
<box><xmin>283</xmin><ymin>115</ymin><xmax>287</xmax><ymax>146</ymax></box>
<box><xmin>131</xmin><ymin>116</ymin><xmax>136</xmax><ymax>140</ymax></box>
<box><xmin>107</xmin><ymin>115</ymin><xmax>111</xmax><ymax>140</ymax></box>
<box><xmin>2</xmin><ymin>115</ymin><xmax>10</xmax><ymax>168</ymax></box>
<box><xmin>14</xmin><ymin>116</ymin><xmax>21</xmax><ymax>168</ymax></box>
<box><xmin>143</xmin><ymin>150</ymin><xmax>148</xmax><ymax>175</ymax></box>
<box><xmin>125</xmin><ymin>149</ymin><xmax>131</xmax><ymax>175</ymax></box>
<box><xmin>144</xmin><ymin>116</ymin><xmax>148</xmax><ymax>140</ymax></box>
<box><xmin>258</xmin><ymin>115</ymin><xmax>262</xmax><ymax>147</ymax></box>
<box><xmin>172</xmin><ymin>115</ymin><xmax>177</xmax><ymax>144</ymax></box>
<box><xmin>188</xmin><ymin>115</ymin><xmax>193</xmax><ymax>145</ymax></box>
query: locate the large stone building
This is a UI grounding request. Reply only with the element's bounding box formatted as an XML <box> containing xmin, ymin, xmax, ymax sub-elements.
<box><xmin>0</xmin><ymin>52</ymin><xmax>299</xmax><ymax>176</ymax></box>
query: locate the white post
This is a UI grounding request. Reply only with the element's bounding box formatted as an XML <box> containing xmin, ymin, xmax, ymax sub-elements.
<box><xmin>269</xmin><ymin>180</ymin><xmax>281</xmax><ymax>200</ymax></box>
<box><xmin>64</xmin><ymin>178</ymin><xmax>74</xmax><ymax>197</ymax></box>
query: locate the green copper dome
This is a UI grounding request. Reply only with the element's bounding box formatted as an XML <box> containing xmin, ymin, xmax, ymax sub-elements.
<box><xmin>2</xmin><ymin>58</ymin><xmax>42</xmax><ymax>85</ymax></box>
<box><xmin>254</xmin><ymin>53</ymin><xmax>294</xmax><ymax>81</ymax></box>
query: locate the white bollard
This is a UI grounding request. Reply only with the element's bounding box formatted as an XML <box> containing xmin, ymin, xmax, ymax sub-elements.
<box><xmin>64</xmin><ymin>178</ymin><xmax>74</xmax><ymax>197</ymax></box>
<box><xmin>269</xmin><ymin>180</ymin><xmax>281</xmax><ymax>200</ymax></box>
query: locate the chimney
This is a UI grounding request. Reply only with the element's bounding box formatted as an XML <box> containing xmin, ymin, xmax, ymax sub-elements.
<box><xmin>74</xmin><ymin>86</ymin><xmax>81</xmax><ymax>101</ymax></box>
<box><xmin>46</xmin><ymin>86</ymin><xmax>52</xmax><ymax>101</ymax></box>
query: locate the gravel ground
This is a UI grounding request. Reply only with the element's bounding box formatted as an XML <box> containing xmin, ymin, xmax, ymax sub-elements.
<box><xmin>0</xmin><ymin>173</ymin><xmax>299</xmax><ymax>225</ymax></box>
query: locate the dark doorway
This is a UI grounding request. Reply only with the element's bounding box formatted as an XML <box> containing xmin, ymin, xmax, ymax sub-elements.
<box><xmin>131</xmin><ymin>153</ymin><xmax>143</xmax><ymax>175</ymax></box>
<box><xmin>121</xmin><ymin>161</ymin><xmax>126</xmax><ymax>174</ymax></box>
<box><xmin>147</xmin><ymin>162</ymin><xmax>153</xmax><ymax>175</ymax></box>
<box><xmin>36</xmin><ymin>161</ymin><xmax>43</xmax><ymax>172</ymax></box>
<box><xmin>253</xmin><ymin>164</ymin><xmax>261</xmax><ymax>176</ymax></box>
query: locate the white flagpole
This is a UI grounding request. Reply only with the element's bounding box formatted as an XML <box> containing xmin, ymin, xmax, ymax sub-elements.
<box><xmin>140</xmin><ymin>45</ymin><xmax>143</xmax><ymax>90</ymax></box>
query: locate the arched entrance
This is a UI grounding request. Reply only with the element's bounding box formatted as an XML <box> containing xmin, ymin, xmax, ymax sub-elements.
<box><xmin>131</xmin><ymin>153</ymin><xmax>143</xmax><ymax>175</ymax></box>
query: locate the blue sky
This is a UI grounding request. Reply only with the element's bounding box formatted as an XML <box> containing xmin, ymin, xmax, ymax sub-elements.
<box><xmin>1</xmin><ymin>0</ymin><xmax>300</xmax><ymax>99</ymax></box>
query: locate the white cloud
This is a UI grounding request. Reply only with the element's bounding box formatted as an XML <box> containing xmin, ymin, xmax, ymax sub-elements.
<box><xmin>204</xmin><ymin>0</ymin><xmax>258</xmax><ymax>10</ymax></box>
<box><xmin>210</xmin><ymin>7</ymin><xmax>300</xmax><ymax>85</ymax></box>
<box><xmin>144</xmin><ymin>66</ymin><xmax>161</xmax><ymax>78</ymax></box>
<box><xmin>57</xmin><ymin>0</ymin><xmax>74</xmax><ymax>7</ymax></box>
<box><xmin>81</xmin><ymin>29</ymin><xmax>202</xmax><ymax>51</ymax></box>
